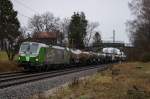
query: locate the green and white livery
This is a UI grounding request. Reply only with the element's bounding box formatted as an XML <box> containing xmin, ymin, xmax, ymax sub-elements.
<box><xmin>18</xmin><ymin>42</ymin><xmax>71</xmax><ymax>71</ymax></box>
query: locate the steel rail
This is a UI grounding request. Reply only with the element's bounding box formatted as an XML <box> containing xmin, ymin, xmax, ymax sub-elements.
<box><xmin>0</xmin><ymin>64</ymin><xmax>109</xmax><ymax>89</ymax></box>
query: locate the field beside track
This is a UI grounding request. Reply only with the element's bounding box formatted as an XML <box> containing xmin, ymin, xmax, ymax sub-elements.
<box><xmin>0</xmin><ymin>51</ymin><xmax>20</xmax><ymax>72</ymax></box>
<box><xmin>0</xmin><ymin>51</ymin><xmax>8</xmax><ymax>61</ymax></box>
<box><xmin>43</xmin><ymin>62</ymin><xmax>150</xmax><ymax>99</ymax></box>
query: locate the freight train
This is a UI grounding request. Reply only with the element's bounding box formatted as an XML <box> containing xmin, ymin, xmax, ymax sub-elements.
<box><xmin>17</xmin><ymin>42</ymin><xmax>126</xmax><ymax>71</ymax></box>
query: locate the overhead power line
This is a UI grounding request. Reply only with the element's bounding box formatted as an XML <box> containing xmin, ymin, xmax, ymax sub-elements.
<box><xmin>18</xmin><ymin>12</ymin><xmax>32</xmax><ymax>19</ymax></box>
<box><xmin>13</xmin><ymin>0</ymin><xmax>39</xmax><ymax>13</ymax></box>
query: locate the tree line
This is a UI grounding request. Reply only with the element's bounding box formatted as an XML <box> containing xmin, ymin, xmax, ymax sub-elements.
<box><xmin>27</xmin><ymin>12</ymin><xmax>101</xmax><ymax>49</ymax></box>
<box><xmin>4</xmin><ymin>0</ymin><xmax>150</xmax><ymax>62</ymax></box>
<box><xmin>127</xmin><ymin>0</ymin><xmax>150</xmax><ymax>61</ymax></box>
<box><xmin>0</xmin><ymin>0</ymin><xmax>102</xmax><ymax>60</ymax></box>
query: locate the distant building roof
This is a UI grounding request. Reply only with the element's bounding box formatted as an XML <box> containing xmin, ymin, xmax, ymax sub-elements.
<box><xmin>33</xmin><ymin>32</ymin><xmax>57</xmax><ymax>39</ymax></box>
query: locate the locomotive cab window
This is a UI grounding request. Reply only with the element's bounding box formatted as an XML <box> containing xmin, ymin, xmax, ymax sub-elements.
<box><xmin>19</xmin><ymin>43</ymin><xmax>39</xmax><ymax>54</ymax></box>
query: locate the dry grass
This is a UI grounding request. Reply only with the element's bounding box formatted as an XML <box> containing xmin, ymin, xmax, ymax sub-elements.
<box><xmin>0</xmin><ymin>51</ymin><xmax>20</xmax><ymax>72</ymax></box>
<box><xmin>0</xmin><ymin>51</ymin><xmax>8</xmax><ymax>61</ymax></box>
<box><xmin>0</xmin><ymin>60</ymin><xmax>21</xmax><ymax>72</ymax></box>
<box><xmin>45</xmin><ymin>62</ymin><xmax>150</xmax><ymax>99</ymax></box>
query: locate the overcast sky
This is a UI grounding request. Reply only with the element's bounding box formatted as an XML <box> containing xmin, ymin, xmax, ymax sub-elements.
<box><xmin>11</xmin><ymin>0</ymin><xmax>132</xmax><ymax>43</ymax></box>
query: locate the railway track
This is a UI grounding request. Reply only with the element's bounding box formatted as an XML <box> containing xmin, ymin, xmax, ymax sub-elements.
<box><xmin>0</xmin><ymin>71</ymin><xmax>28</xmax><ymax>78</ymax></box>
<box><xmin>0</xmin><ymin>64</ymin><xmax>110</xmax><ymax>89</ymax></box>
<box><xmin>0</xmin><ymin>71</ymin><xmax>25</xmax><ymax>76</ymax></box>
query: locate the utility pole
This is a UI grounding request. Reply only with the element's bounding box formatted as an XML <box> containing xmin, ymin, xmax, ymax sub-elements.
<box><xmin>112</xmin><ymin>30</ymin><xmax>116</xmax><ymax>54</ymax></box>
<box><xmin>113</xmin><ymin>30</ymin><xmax>115</xmax><ymax>43</ymax></box>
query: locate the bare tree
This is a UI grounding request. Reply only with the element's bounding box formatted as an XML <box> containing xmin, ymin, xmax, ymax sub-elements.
<box><xmin>41</xmin><ymin>12</ymin><xmax>60</xmax><ymax>32</ymax></box>
<box><xmin>19</xmin><ymin>26</ymin><xmax>28</xmax><ymax>38</ymax></box>
<box><xmin>84</xmin><ymin>22</ymin><xmax>99</xmax><ymax>46</ymax></box>
<box><xmin>29</xmin><ymin>15</ymin><xmax>43</xmax><ymax>33</ymax></box>
<box><xmin>28</xmin><ymin>12</ymin><xmax>60</xmax><ymax>33</ymax></box>
<box><xmin>58</xmin><ymin>18</ymin><xmax>70</xmax><ymax>44</ymax></box>
<box><xmin>4</xmin><ymin>34</ymin><xmax>24</xmax><ymax>60</ymax></box>
<box><xmin>127</xmin><ymin>0</ymin><xmax>150</xmax><ymax>61</ymax></box>
<box><xmin>59</xmin><ymin>18</ymin><xmax>70</xmax><ymax>36</ymax></box>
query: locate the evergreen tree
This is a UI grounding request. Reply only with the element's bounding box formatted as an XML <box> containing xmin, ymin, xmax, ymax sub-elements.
<box><xmin>0</xmin><ymin>0</ymin><xmax>21</xmax><ymax>60</ymax></box>
<box><xmin>68</xmin><ymin>12</ymin><xmax>88</xmax><ymax>49</ymax></box>
<box><xmin>92</xmin><ymin>32</ymin><xmax>102</xmax><ymax>51</ymax></box>
<box><xmin>93</xmin><ymin>32</ymin><xmax>102</xmax><ymax>46</ymax></box>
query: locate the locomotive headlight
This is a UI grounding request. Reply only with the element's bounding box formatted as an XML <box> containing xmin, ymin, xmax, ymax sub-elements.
<box><xmin>35</xmin><ymin>58</ymin><xmax>39</xmax><ymax>61</ymax></box>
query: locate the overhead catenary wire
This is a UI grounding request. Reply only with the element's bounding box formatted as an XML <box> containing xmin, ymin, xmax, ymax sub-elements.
<box><xmin>12</xmin><ymin>0</ymin><xmax>39</xmax><ymax>14</ymax></box>
<box><xmin>18</xmin><ymin>12</ymin><xmax>32</xmax><ymax>19</ymax></box>
<box><xmin>17</xmin><ymin>12</ymin><xmax>32</xmax><ymax>26</ymax></box>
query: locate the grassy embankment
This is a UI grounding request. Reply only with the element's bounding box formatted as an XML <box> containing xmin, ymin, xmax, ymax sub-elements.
<box><xmin>0</xmin><ymin>51</ymin><xmax>20</xmax><ymax>72</ymax></box>
<box><xmin>39</xmin><ymin>62</ymin><xmax>150</xmax><ymax>99</ymax></box>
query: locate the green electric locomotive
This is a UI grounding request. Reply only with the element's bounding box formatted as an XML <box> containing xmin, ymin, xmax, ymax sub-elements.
<box><xmin>18</xmin><ymin>42</ymin><xmax>71</xmax><ymax>71</ymax></box>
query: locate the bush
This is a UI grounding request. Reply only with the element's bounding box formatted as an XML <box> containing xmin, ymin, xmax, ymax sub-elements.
<box><xmin>140</xmin><ymin>52</ymin><xmax>150</xmax><ymax>62</ymax></box>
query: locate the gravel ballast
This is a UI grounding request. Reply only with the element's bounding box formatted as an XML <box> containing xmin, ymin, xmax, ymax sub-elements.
<box><xmin>0</xmin><ymin>65</ymin><xmax>108</xmax><ymax>99</ymax></box>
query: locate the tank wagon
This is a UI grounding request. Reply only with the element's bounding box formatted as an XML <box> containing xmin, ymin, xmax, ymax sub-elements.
<box><xmin>18</xmin><ymin>42</ymin><xmax>126</xmax><ymax>71</ymax></box>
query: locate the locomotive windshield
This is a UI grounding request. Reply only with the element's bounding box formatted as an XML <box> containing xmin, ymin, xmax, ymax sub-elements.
<box><xmin>19</xmin><ymin>43</ymin><xmax>39</xmax><ymax>54</ymax></box>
